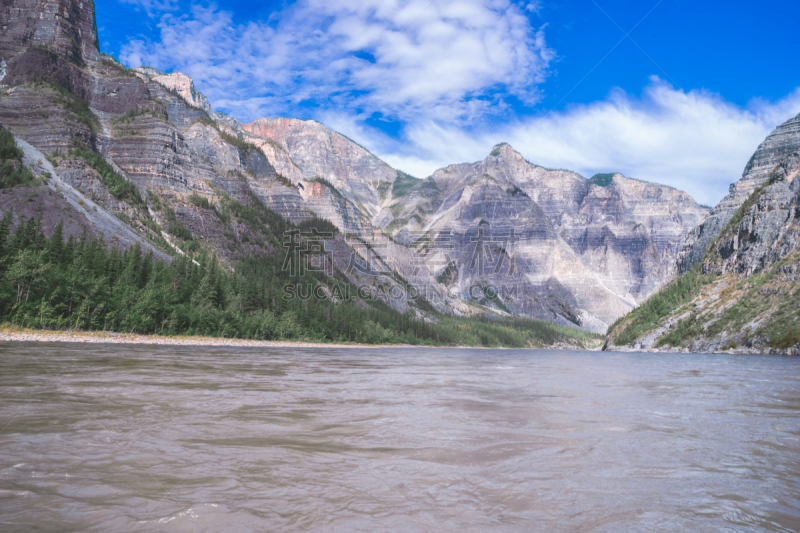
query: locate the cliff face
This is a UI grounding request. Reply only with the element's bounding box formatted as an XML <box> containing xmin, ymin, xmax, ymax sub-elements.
<box><xmin>370</xmin><ymin>143</ymin><xmax>707</xmax><ymax>330</ymax></box>
<box><xmin>0</xmin><ymin>0</ymin><xmax>712</xmax><ymax>329</ymax></box>
<box><xmin>606</xmin><ymin>147</ymin><xmax>800</xmax><ymax>355</ymax></box>
<box><xmin>0</xmin><ymin>0</ymin><xmax>100</xmax><ymax>68</ymax></box>
<box><xmin>0</xmin><ymin>0</ymin><xmax>436</xmax><ymax>316</ymax></box>
<box><xmin>678</xmin><ymin>112</ymin><xmax>800</xmax><ymax>272</ymax></box>
<box><xmin>242</xmin><ymin>118</ymin><xmax>397</xmax><ymax>218</ymax></box>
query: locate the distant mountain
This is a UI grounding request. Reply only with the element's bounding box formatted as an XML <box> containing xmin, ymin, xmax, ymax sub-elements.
<box><xmin>372</xmin><ymin>143</ymin><xmax>708</xmax><ymax>331</ymax></box>
<box><xmin>606</xmin><ymin>113</ymin><xmax>800</xmax><ymax>354</ymax></box>
<box><xmin>0</xmin><ymin>0</ymin><xmax>709</xmax><ymax>333</ymax></box>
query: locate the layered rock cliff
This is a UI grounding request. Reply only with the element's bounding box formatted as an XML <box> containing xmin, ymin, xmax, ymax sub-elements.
<box><xmin>366</xmin><ymin>143</ymin><xmax>707</xmax><ymax>330</ymax></box>
<box><xmin>678</xmin><ymin>112</ymin><xmax>800</xmax><ymax>272</ymax></box>
<box><xmin>0</xmin><ymin>0</ymin><xmax>439</xmax><ymax>316</ymax></box>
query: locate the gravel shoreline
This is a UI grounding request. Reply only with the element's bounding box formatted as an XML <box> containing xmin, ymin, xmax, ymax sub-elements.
<box><xmin>0</xmin><ymin>329</ymin><xmax>604</xmax><ymax>351</ymax></box>
<box><xmin>0</xmin><ymin>329</ymin><xmax>413</xmax><ymax>349</ymax></box>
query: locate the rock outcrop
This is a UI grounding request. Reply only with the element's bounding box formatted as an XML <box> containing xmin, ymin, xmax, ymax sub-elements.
<box><xmin>242</xmin><ymin>118</ymin><xmax>396</xmax><ymax>217</ymax></box>
<box><xmin>678</xmin><ymin>112</ymin><xmax>800</xmax><ymax>272</ymax></box>
<box><xmin>370</xmin><ymin>143</ymin><xmax>707</xmax><ymax>330</ymax></box>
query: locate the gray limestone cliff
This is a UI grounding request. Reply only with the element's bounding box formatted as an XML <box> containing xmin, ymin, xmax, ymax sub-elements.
<box><xmin>367</xmin><ymin>143</ymin><xmax>707</xmax><ymax>330</ymax></box>
<box><xmin>678</xmin><ymin>112</ymin><xmax>800</xmax><ymax>273</ymax></box>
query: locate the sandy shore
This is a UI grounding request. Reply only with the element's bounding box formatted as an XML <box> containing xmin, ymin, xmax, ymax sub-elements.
<box><xmin>0</xmin><ymin>328</ymin><xmax>413</xmax><ymax>349</ymax></box>
<box><xmin>0</xmin><ymin>327</ymin><xmax>603</xmax><ymax>351</ymax></box>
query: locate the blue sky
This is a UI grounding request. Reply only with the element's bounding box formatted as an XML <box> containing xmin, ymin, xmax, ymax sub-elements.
<box><xmin>97</xmin><ymin>0</ymin><xmax>800</xmax><ymax>206</ymax></box>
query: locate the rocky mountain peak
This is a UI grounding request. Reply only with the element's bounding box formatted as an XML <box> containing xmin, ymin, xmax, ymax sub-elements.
<box><xmin>678</xmin><ymin>111</ymin><xmax>800</xmax><ymax>273</ymax></box>
<box><xmin>134</xmin><ymin>69</ymin><xmax>213</xmax><ymax>115</ymax></box>
<box><xmin>488</xmin><ymin>142</ymin><xmax>516</xmax><ymax>157</ymax></box>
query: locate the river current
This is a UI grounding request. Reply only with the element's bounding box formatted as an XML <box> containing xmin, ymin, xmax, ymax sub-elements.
<box><xmin>0</xmin><ymin>343</ymin><xmax>798</xmax><ymax>532</ymax></box>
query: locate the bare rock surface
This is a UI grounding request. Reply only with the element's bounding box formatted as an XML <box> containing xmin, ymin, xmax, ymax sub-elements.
<box><xmin>371</xmin><ymin>143</ymin><xmax>706</xmax><ymax>330</ymax></box>
<box><xmin>243</xmin><ymin>118</ymin><xmax>396</xmax><ymax>217</ymax></box>
<box><xmin>678</xmin><ymin>112</ymin><xmax>800</xmax><ymax>273</ymax></box>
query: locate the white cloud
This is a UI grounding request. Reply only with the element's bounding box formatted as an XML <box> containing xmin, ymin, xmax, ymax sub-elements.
<box><xmin>120</xmin><ymin>2</ymin><xmax>800</xmax><ymax>208</ymax></box>
<box><xmin>364</xmin><ymin>79</ymin><xmax>800</xmax><ymax>207</ymax></box>
<box><xmin>119</xmin><ymin>0</ymin><xmax>179</xmax><ymax>17</ymax></box>
<box><xmin>120</xmin><ymin>0</ymin><xmax>553</xmax><ymax>123</ymax></box>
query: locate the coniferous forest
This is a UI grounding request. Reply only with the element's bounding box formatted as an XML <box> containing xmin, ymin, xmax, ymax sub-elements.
<box><xmin>0</xmin><ymin>210</ymin><xmax>600</xmax><ymax>348</ymax></box>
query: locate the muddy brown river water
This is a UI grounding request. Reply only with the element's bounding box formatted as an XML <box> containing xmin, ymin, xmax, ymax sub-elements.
<box><xmin>0</xmin><ymin>342</ymin><xmax>798</xmax><ymax>532</ymax></box>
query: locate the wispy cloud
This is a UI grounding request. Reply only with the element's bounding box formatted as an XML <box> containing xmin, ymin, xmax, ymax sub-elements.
<box><xmin>368</xmin><ymin>79</ymin><xmax>800</xmax><ymax>206</ymax></box>
<box><xmin>120</xmin><ymin>2</ymin><xmax>800</xmax><ymax>207</ymax></box>
<box><xmin>119</xmin><ymin>0</ymin><xmax>180</xmax><ymax>17</ymax></box>
<box><xmin>121</xmin><ymin>0</ymin><xmax>553</xmax><ymax>123</ymax></box>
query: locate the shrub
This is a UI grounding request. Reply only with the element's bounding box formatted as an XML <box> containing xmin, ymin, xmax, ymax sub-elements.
<box><xmin>392</xmin><ymin>171</ymin><xmax>419</xmax><ymax>199</ymax></box>
<box><xmin>0</xmin><ymin>125</ymin><xmax>39</xmax><ymax>189</ymax></box>
<box><xmin>274</xmin><ymin>173</ymin><xmax>294</xmax><ymax>188</ymax></box>
<box><xmin>188</xmin><ymin>193</ymin><xmax>213</xmax><ymax>210</ymax></box>
<box><xmin>296</xmin><ymin>216</ymin><xmax>339</xmax><ymax>235</ymax></box>
<box><xmin>506</xmin><ymin>185</ymin><xmax>528</xmax><ymax>198</ymax></box>
<box><xmin>30</xmin><ymin>76</ymin><xmax>100</xmax><ymax>134</ymax></box>
<box><xmin>768</xmin><ymin>331</ymin><xmax>800</xmax><ymax>349</ymax></box>
<box><xmin>167</xmin><ymin>221</ymin><xmax>192</xmax><ymax>241</ymax></box>
<box><xmin>192</xmin><ymin>117</ymin><xmax>261</xmax><ymax>155</ymax></box>
<box><xmin>308</xmin><ymin>176</ymin><xmax>344</xmax><ymax>198</ymax></box>
<box><xmin>589</xmin><ymin>173</ymin><xmax>615</xmax><ymax>187</ymax></box>
<box><xmin>114</xmin><ymin>107</ymin><xmax>167</xmax><ymax>125</ymax></box>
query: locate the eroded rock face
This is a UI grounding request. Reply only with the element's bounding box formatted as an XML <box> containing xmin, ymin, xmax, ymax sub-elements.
<box><xmin>678</xmin><ymin>112</ymin><xmax>800</xmax><ymax>273</ymax></box>
<box><xmin>707</xmin><ymin>153</ymin><xmax>800</xmax><ymax>277</ymax></box>
<box><xmin>371</xmin><ymin>143</ymin><xmax>707</xmax><ymax>329</ymax></box>
<box><xmin>149</xmin><ymin>72</ymin><xmax>213</xmax><ymax>115</ymax></box>
<box><xmin>243</xmin><ymin>118</ymin><xmax>396</xmax><ymax>217</ymax></box>
<box><xmin>0</xmin><ymin>0</ymin><xmax>100</xmax><ymax>69</ymax></box>
<box><xmin>605</xmin><ymin>151</ymin><xmax>800</xmax><ymax>355</ymax></box>
<box><xmin>0</xmin><ymin>84</ymin><xmax>95</xmax><ymax>153</ymax></box>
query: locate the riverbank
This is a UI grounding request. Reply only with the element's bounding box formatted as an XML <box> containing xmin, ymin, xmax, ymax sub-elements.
<box><xmin>0</xmin><ymin>327</ymin><xmax>408</xmax><ymax>349</ymax></box>
<box><xmin>603</xmin><ymin>340</ymin><xmax>800</xmax><ymax>356</ymax></box>
<box><xmin>0</xmin><ymin>326</ymin><xmax>603</xmax><ymax>350</ymax></box>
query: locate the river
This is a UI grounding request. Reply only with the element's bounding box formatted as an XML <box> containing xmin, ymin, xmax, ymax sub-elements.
<box><xmin>0</xmin><ymin>343</ymin><xmax>798</xmax><ymax>532</ymax></box>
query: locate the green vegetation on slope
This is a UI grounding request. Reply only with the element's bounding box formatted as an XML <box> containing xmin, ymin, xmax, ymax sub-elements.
<box><xmin>610</xmin><ymin>176</ymin><xmax>799</xmax><ymax>349</ymax></box>
<box><xmin>192</xmin><ymin>117</ymin><xmax>262</xmax><ymax>156</ymax></box>
<box><xmin>589</xmin><ymin>173</ymin><xmax>615</xmax><ymax>187</ymax></box>
<box><xmin>609</xmin><ymin>263</ymin><xmax>716</xmax><ymax>345</ymax></box>
<box><xmin>653</xmin><ymin>255</ymin><xmax>800</xmax><ymax>349</ymax></box>
<box><xmin>392</xmin><ymin>171</ymin><xmax>419</xmax><ymax>199</ymax></box>
<box><xmin>114</xmin><ymin>107</ymin><xmax>168</xmax><ymax>125</ymax></box>
<box><xmin>307</xmin><ymin>177</ymin><xmax>344</xmax><ymax>198</ymax></box>
<box><xmin>0</xmin><ymin>125</ymin><xmax>39</xmax><ymax>189</ymax></box>
<box><xmin>30</xmin><ymin>76</ymin><xmax>101</xmax><ymax>134</ymax></box>
<box><xmin>66</xmin><ymin>143</ymin><xmax>144</xmax><ymax>207</ymax></box>
<box><xmin>506</xmin><ymin>185</ymin><xmax>529</xmax><ymax>198</ymax></box>
<box><xmin>0</xmin><ymin>210</ymin><xmax>600</xmax><ymax>347</ymax></box>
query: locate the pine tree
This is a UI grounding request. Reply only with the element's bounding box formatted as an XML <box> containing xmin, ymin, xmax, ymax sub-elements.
<box><xmin>47</xmin><ymin>221</ymin><xmax>64</xmax><ymax>264</ymax></box>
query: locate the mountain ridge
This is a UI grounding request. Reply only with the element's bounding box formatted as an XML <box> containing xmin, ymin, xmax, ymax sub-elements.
<box><xmin>1</xmin><ymin>0</ymin><xmax>713</xmax><ymax>334</ymax></box>
<box><xmin>605</xmin><ymin>112</ymin><xmax>800</xmax><ymax>354</ymax></box>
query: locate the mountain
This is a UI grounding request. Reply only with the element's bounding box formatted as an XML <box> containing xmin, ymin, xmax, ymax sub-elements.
<box><xmin>0</xmin><ymin>0</ymin><xmax>709</xmax><ymax>334</ymax></box>
<box><xmin>677</xmin><ymin>112</ymin><xmax>800</xmax><ymax>272</ymax></box>
<box><xmin>606</xmin><ymin>113</ymin><xmax>800</xmax><ymax>355</ymax></box>
<box><xmin>372</xmin><ymin>143</ymin><xmax>708</xmax><ymax>330</ymax></box>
